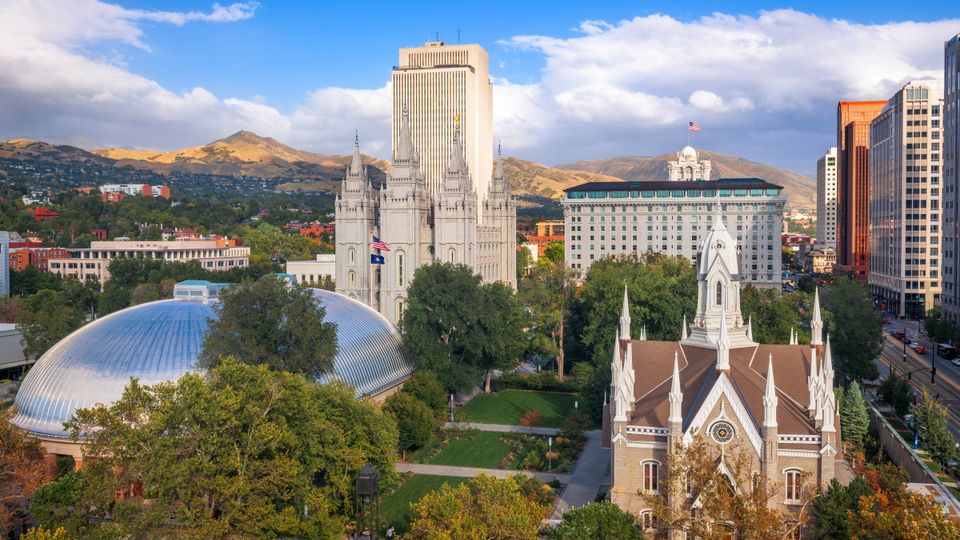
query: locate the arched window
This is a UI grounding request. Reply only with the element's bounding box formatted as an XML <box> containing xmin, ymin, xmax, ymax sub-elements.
<box><xmin>349</xmin><ymin>248</ymin><xmax>355</xmax><ymax>264</ymax></box>
<box><xmin>640</xmin><ymin>510</ymin><xmax>656</xmax><ymax>532</ymax></box>
<box><xmin>349</xmin><ymin>270</ymin><xmax>356</xmax><ymax>287</ymax></box>
<box><xmin>397</xmin><ymin>251</ymin><xmax>405</xmax><ymax>287</ymax></box>
<box><xmin>715</xmin><ymin>281</ymin><xmax>723</xmax><ymax>306</ymax></box>
<box><xmin>784</xmin><ymin>469</ymin><xmax>802</xmax><ymax>503</ymax></box>
<box><xmin>397</xmin><ymin>297</ymin><xmax>405</xmax><ymax>320</ymax></box>
<box><xmin>448</xmin><ymin>247</ymin><xmax>456</xmax><ymax>263</ymax></box>
<box><xmin>642</xmin><ymin>461</ymin><xmax>659</xmax><ymax>492</ymax></box>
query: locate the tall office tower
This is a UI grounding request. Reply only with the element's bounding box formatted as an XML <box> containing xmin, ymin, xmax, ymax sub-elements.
<box><xmin>817</xmin><ymin>147</ymin><xmax>838</xmax><ymax>249</ymax></box>
<box><xmin>942</xmin><ymin>34</ymin><xmax>960</xmax><ymax>323</ymax></box>
<box><xmin>392</xmin><ymin>41</ymin><xmax>493</xmax><ymax>214</ymax></box>
<box><xmin>836</xmin><ymin>100</ymin><xmax>886</xmax><ymax>280</ymax></box>
<box><xmin>868</xmin><ymin>80</ymin><xmax>944</xmax><ymax>318</ymax></box>
<box><xmin>0</xmin><ymin>231</ymin><xmax>8</xmax><ymax>297</ymax></box>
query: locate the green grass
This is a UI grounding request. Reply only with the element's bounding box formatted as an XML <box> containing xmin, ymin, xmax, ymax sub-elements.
<box><xmin>415</xmin><ymin>431</ymin><xmax>515</xmax><ymax>468</ymax></box>
<box><xmin>380</xmin><ymin>474</ymin><xmax>468</xmax><ymax>533</ymax></box>
<box><xmin>458</xmin><ymin>390</ymin><xmax>578</xmax><ymax>428</ymax></box>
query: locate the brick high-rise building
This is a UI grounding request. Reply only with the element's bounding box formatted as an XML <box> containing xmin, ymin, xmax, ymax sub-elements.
<box><xmin>836</xmin><ymin>101</ymin><xmax>886</xmax><ymax>280</ymax></box>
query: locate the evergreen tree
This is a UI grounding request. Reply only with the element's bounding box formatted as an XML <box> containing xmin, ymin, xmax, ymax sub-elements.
<box><xmin>911</xmin><ymin>388</ymin><xmax>958</xmax><ymax>464</ymax></box>
<box><xmin>810</xmin><ymin>477</ymin><xmax>873</xmax><ymax>539</ymax></box>
<box><xmin>840</xmin><ymin>381</ymin><xmax>870</xmax><ymax>448</ymax></box>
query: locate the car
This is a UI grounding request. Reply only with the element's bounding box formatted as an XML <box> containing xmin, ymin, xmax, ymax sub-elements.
<box><xmin>892</xmin><ymin>331</ymin><xmax>906</xmax><ymax>340</ymax></box>
<box><xmin>913</xmin><ymin>345</ymin><xmax>927</xmax><ymax>354</ymax></box>
<box><xmin>951</xmin><ymin>358</ymin><xmax>960</xmax><ymax>367</ymax></box>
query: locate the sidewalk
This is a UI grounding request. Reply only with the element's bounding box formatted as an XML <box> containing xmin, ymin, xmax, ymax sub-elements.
<box><xmin>445</xmin><ymin>421</ymin><xmax>560</xmax><ymax>436</ymax></box>
<box><xmin>549</xmin><ymin>430</ymin><xmax>609</xmax><ymax>520</ymax></box>
<box><xmin>395</xmin><ymin>462</ymin><xmax>571</xmax><ymax>484</ymax></box>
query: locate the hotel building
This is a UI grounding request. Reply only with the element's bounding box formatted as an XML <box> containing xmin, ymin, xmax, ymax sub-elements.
<box><xmin>816</xmin><ymin>147</ymin><xmax>838</xmax><ymax>249</ymax></box>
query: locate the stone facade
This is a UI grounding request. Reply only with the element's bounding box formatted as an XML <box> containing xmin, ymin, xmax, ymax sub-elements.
<box><xmin>335</xmin><ymin>109</ymin><xmax>516</xmax><ymax>325</ymax></box>
<box><xmin>606</xmin><ymin>212</ymin><xmax>839</xmax><ymax>538</ymax></box>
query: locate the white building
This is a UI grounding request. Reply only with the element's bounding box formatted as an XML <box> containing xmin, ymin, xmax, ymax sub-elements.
<box><xmin>286</xmin><ymin>254</ymin><xmax>335</xmax><ymax>287</ymax></box>
<box><xmin>869</xmin><ymin>80</ymin><xmax>945</xmax><ymax>318</ymax></box>
<box><xmin>0</xmin><ymin>324</ymin><xmax>26</xmax><ymax>371</ymax></box>
<box><xmin>816</xmin><ymin>147</ymin><xmax>838</xmax><ymax>249</ymax></box>
<box><xmin>0</xmin><ymin>231</ymin><xmax>9</xmax><ymax>297</ymax></box>
<box><xmin>562</xmin><ymin>146</ymin><xmax>786</xmax><ymax>288</ymax></box>
<box><xmin>48</xmin><ymin>239</ymin><xmax>250</xmax><ymax>283</ymax></box>
<box><xmin>392</xmin><ymin>41</ymin><xmax>493</xmax><ymax>211</ymax></box>
<box><xmin>335</xmin><ymin>110</ymin><xmax>515</xmax><ymax>326</ymax></box>
<box><xmin>98</xmin><ymin>184</ymin><xmax>170</xmax><ymax>198</ymax></box>
<box><xmin>942</xmin><ymin>34</ymin><xmax>960</xmax><ymax>323</ymax></box>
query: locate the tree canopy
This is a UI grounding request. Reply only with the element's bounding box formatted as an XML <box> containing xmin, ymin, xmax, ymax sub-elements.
<box><xmin>17</xmin><ymin>289</ymin><xmax>86</xmax><ymax>361</ymax></box>
<box><xmin>518</xmin><ymin>264</ymin><xmax>575</xmax><ymax>380</ymax></box>
<box><xmin>0</xmin><ymin>407</ymin><xmax>48</xmax><ymax>537</ymax></box>
<box><xmin>839</xmin><ymin>381</ymin><xmax>870</xmax><ymax>449</ymax></box>
<box><xmin>825</xmin><ymin>278</ymin><xmax>882</xmax><ymax>382</ymax></box>
<box><xmin>911</xmin><ymin>389</ymin><xmax>957</xmax><ymax>464</ymax></box>
<box><xmin>548</xmin><ymin>501</ymin><xmax>644</xmax><ymax>540</ymax></box>
<box><xmin>199</xmin><ymin>275</ymin><xmax>338</xmax><ymax>377</ymax></box>
<box><xmin>62</xmin><ymin>358</ymin><xmax>398</xmax><ymax>538</ymax></box>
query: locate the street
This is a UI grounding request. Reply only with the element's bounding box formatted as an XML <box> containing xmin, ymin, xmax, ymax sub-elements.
<box><xmin>877</xmin><ymin>318</ymin><xmax>960</xmax><ymax>438</ymax></box>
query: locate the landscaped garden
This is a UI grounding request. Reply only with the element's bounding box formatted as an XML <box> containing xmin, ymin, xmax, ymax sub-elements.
<box><xmin>456</xmin><ymin>389</ymin><xmax>579</xmax><ymax>428</ymax></box>
<box><xmin>409</xmin><ymin>428</ymin><xmax>585</xmax><ymax>473</ymax></box>
<box><xmin>380</xmin><ymin>474</ymin><xmax>469</xmax><ymax>533</ymax></box>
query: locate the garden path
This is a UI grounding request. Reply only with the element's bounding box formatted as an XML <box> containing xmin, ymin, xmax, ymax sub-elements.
<box><xmin>444</xmin><ymin>421</ymin><xmax>560</xmax><ymax>436</ymax></box>
<box><xmin>395</xmin><ymin>462</ymin><xmax>570</xmax><ymax>483</ymax></box>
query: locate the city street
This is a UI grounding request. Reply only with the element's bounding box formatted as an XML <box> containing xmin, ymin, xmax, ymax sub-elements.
<box><xmin>877</xmin><ymin>318</ymin><xmax>960</xmax><ymax>438</ymax></box>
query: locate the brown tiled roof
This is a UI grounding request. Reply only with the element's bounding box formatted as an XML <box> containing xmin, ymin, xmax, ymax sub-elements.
<box><xmin>626</xmin><ymin>340</ymin><xmax>825</xmax><ymax>438</ymax></box>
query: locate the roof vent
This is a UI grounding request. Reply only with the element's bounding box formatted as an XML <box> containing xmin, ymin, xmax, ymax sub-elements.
<box><xmin>173</xmin><ymin>280</ymin><xmax>229</xmax><ymax>301</ymax></box>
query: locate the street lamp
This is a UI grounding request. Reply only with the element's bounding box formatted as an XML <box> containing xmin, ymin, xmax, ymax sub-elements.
<box><xmin>449</xmin><ymin>393</ymin><xmax>455</xmax><ymax>423</ymax></box>
<box><xmin>548</xmin><ymin>436</ymin><xmax>553</xmax><ymax>471</ymax></box>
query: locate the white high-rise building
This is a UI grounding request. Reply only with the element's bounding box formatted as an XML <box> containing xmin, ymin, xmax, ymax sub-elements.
<box><xmin>816</xmin><ymin>147</ymin><xmax>838</xmax><ymax>249</ymax></box>
<box><xmin>392</xmin><ymin>42</ymin><xmax>493</xmax><ymax>213</ymax></box>
<box><xmin>942</xmin><ymin>34</ymin><xmax>960</xmax><ymax>323</ymax></box>
<box><xmin>0</xmin><ymin>231</ymin><xmax>9</xmax><ymax>297</ymax></box>
<box><xmin>868</xmin><ymin>80</ymin><xmax>944</xmax><ymax>318</ymax></box>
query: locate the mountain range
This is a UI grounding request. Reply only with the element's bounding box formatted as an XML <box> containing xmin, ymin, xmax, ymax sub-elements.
<box><xmin>1</xmin><ymin>131</ymin><xmax>814</xmax><ymax>207</ymax></box>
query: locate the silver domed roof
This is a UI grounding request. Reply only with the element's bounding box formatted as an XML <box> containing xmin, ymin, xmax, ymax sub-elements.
<box><xmin>11</xmin><ymin>287</ymin><xmax>412</xmax><ymax>439</ymax></box>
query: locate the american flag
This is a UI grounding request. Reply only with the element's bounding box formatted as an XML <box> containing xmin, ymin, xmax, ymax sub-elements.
<box><xmin>688</xmin><ymin>121</ymin><xmax>701</xmax><ymax>132</ymax></box>
<box><xmin>372</xmin><ymin>236</ymin><xmax>390</xmax><ymax>251</ymax></box>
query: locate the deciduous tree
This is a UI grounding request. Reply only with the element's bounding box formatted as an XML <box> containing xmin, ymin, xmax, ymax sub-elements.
<box><xmin>548</xmin><ymin>501</ymin><xmax>644</xmax><ymax>539</ymax></box>
<box><xmin>17</xmin><ymin>289</ymin><xmax>86</xmax><ymax>361</ymax></box>
<box><xmin>519</xmin><ymin>264</ymin><xmax>575</xmax><ymax>381</ymax></box>
<box><xmin>383</xmin><ymin>392</ymin><xmax>440</xmax><ymax>454</ymax></box>
<box><xmin>199</xmin><ymin>276</ymin><xmax>338</xmax><ymax>377</ymax></box>
<box><xmin>0</xmin><ymin>407</ymin><xmax>48</xmax><ymax>537</ymax></box>
<box><xmin>475</xmin><ymin>282</ymin><xmax>527</xmax><ymax>392</ymax></box>
<box><xmin>825</xmin><ymin>278</ymin><xmax>882</xmax><ymax>382</ymax></box>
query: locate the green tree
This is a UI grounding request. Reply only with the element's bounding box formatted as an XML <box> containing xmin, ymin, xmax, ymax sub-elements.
<box><xmin>406</xmin><ymin>474</ymin><xmax>548</xmax><ymax>539</ymax></box>
<box><xmin>0</xmin><ymin>407</ymin><xmax>48</xmax><ymax>537</ymax></box>
<box><xmin>199</xmin><ymin>276</ymin><xmax>338</xmax><ymax>377</ymax></box>
<box><xmin>517</xmin><ymin>245</ymin><xmax>533</xmax><ymax>278</ymax></box>
<box><xmin>402</xmin><ymin>370</ymin><xmax>450</xmax><ymax>416</ymax></box>
<box><xmin>241</xmin><ymin>221</ymin><xmax>315</xmax><ymax>262</ymax></box>
<box><xmin>383</xmin><ymin>392</ymin><xmax>439</xmax><ymax>454</ymax></box>
<box><xmin>475</xmin><ymin>282</ymin><xmax>527</xmax><ymax>392</ymax></box>
<box><xmin>911</xmin><ymin>388</ymin><xmax>957</xmax><ymax>464</ymax></box>
<box><xmin>825</xmin><ymin>278</ymin><xmax>882</xmax><ymax>382</ymax></box>
<box><xmin>29</xmin><ymin>472</ymin><xmax>90</xmax><ymax>537</ymax></box>
<box><xmin>548</xmin><ymin>501</ymin><xmax>644</xmax><ymax>540</ymax></box>
<box><xmin>402</xmin><ymin>263</ymin><xmax>485</xmax><ymax>391</ymax></box>
<box><xmin>740</xmin><ymin>286</ymin><xmax>818</xmax><ymax>344</ymax></box>
<box><xmin>10</xmin><ymin>266</ymin><xmax>61</xmax><ymax>297</ymax></box>
<box><xmin>65</xmin><ymin>359</ymin><xmax>398</xmax><ymax>538</ymax></box>
<box><xmin>17</xmin><ymin>289</ymin><xmax>86</xmax><ymax>361</ymax></box>
<box><xmin>519</xmin><ymin>264</ymin><xmax>574</xmax><ymax>381</ymax></box>
<box><xmin>840</xmin><ymin>381</ymin><xmax>870</xmax><ymax>449</ymax></box>
<box><xmin>879</xmin><ymin>374</ymin><xmax>914</xmax><ymax>416</ymax></box>
<box><xmin>543</xmin><ymin>241</ymin><xmax>564</xmax><ymax>265</ymax></box>
<box><xmin>810</xmin><ymin>477</ymin><xmax>873</xmax><ymax>540</ymax></box>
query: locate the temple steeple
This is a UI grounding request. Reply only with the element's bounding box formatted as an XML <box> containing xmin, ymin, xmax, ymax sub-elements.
<box><xmin>811</xmin><ymin>288</ymin><xmax>824</xmax><ymax>346</ymax></box>
<box><xmin>350</xmin><ymin>131</ymin><xmax>364</xmax><ymax>175</ymax></box>
<box><xmin>619</xmin><ymin>285</ymin><xmax>631</xmax><ymax>340</ymax></box>
<box><xmin>668</xmin><ymin>352</ymin><xmax>683</xmax><ymax>424</ymax></box>
<box><xmin>747</xmin><ymin>315</ymin><xmax>754</xmax><ymax>342</ymax></box>
<box><xmin>395</xmin><ymin>103</ymin><xmax>417</xmax><ymax>163</ymax></box>
<box><xmin>822</xmin><ymin>333</ymin><xmax>835</xmax><ymax>389</ymax></box>
<box><xmin>763</xmin><ymin>354</ymin><xmax>778</xmax><ymax>427</ymax></box>
<box><xmin>681</xmin><ymin>314</ymin><xmax>688</xmax><ymax>340</ymax></box>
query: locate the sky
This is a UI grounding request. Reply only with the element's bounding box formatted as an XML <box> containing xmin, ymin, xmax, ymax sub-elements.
<box><xmin>0</xmin><ymin>1</ymin><xmax>958</xmax><ymax>176</ymax></box>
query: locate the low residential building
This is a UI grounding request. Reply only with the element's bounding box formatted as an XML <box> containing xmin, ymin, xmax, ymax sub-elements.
<box><xmin>562</xmin><ymin>146</ymin><xmax>786</xmax><ymax>288</ymax></box>
<box><xmin>48</xmin><ymin>238</ymin><xmax>249</xmax><ymax>283</ymax></box>
<box><xmin>527</xmin><ymin>220</ymin><xmax>564</xmax><ymax>256</ymax></box>
<box><xmin>0</xmin><ymin>232</ymin><xmax>8</xmax><ymax>297</ymax></box>
<box><xmin>8</xmin><ymin>244</ymin><xmax>72</xmax><ymax>271</ymax></box>
<box><xmin>286</xmin><ymin>254</ymin><xmax>336</xmax><ymax>286</ymax></box>
<box><xmin>804</xmin><ymin>247</ymin><xmax>837</xmax><ymax>274</ymax></box>
<box><xmin>99</xmin><ymin>184</ymin><xmax>171</xmax><ymax>200</ymax></box>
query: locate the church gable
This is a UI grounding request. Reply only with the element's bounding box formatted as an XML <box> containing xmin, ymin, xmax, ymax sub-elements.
<box><xmin>682</xmin><ymin>373</ymin><xmax>763</xmax><ymax>456</ymax></box>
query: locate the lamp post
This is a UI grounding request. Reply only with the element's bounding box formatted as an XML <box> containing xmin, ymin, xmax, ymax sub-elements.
<box><xmin>449</xmin><ymin>393</ymin><xmax>455</xmax><ymax>423</ymax></box>
<box><xmin>548</xmin><ymin>436</ymin><xmax>553</xmax><ymax>472</ymax></box>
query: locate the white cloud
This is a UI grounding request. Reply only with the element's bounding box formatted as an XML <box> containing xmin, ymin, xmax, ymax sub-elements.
<box><xmin>0</xmin><ymin>4</ymin><xmax>957</xmax><ymax>172</ymax></box>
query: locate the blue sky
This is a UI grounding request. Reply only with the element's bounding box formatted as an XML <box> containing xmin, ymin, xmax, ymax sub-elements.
<box><xmin>1</xmin><ymin>1</ymin><xmax>959</xmax><ymax>174</ymax></box>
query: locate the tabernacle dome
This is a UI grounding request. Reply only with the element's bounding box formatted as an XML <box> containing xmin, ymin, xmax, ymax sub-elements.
<box><xmin>11</xmin><ymin>280</ymin><xmax>413</xmax><ymax>445</ymax></box>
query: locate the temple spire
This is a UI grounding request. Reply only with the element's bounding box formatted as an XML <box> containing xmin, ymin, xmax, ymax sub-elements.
<box><xmin>495</xmin><ymin>140</ymin><xmax>505</xmax><ymax>179</ymax></box>
<box><xmin>808</xmin><ymin>346</ymin><xmax>819</xmax><ymax>417</ymax></box>
<box><xmin>396</xmin><ymin>103</ymin><xmax>416</xmax><ymax>162</ymax></box>
<box><xmin>610</xmin><ymin>330</ymin><xmax>622</xmax><ymax>384</ymax></box>
<box><xmin>668</xmin><ymin>351</ymin><xmax>683</xmax><ymax>424</ymax></box>
<box><xmin>446</xmin><ymin>121</ymin><xmax>467</xmax><ymax>175</ymax></box>
<box><xmin>822</xmin><ymin>333</ymin><xmax>835</xmax><ymax>389</ymax></box>
<box><xmin>681</xmin><ymin>314</ymin><xmax>688</xmax><ymax>340</ymax></box>
<box><xmin>811</xmin><ymin>288</ymin><xmax>823</xmax><ymax>346</ymax></box>
<box><xmin>619</xmin><ymin>285</ymin><xmax>631</xmax><ymax>340</ymax></box>
<box><xmin>763</xmin><ymin>354</ymin><xmax>778</xmax><ymax>428</ymax></box>
<box><xmin>640</xmin><ymin>326</ymin><xmax>647</xmax><ymax>341</ymax></box>
<box><xmin>716</xmin><ymin>305</ymin><xmax>730</xmax><ymax>371</ymax></box>
<box><xmin>349</xmin><ymin>132</ymin><xmax>364</xmax><ymax>175</ymax></box>
<box><xmin>747</xmin><ymin>315</ymin><xmax>754</xmax><ymax>342</ymax></box>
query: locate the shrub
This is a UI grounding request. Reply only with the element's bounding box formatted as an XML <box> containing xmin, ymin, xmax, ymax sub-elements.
<box><xmin>560</xmin><ymin>411</ymin><xmax>591</xmax><ymax>439</ymax></box>
<box><xmin>383</xmin><ymin>392</ymin><xmax>440</xmax><ymax>452</ymax></box>
<box><xmin>494</xmin><ymin>371</ymin><xmax>579</xmax><ymax>393</ymax></box>
<box><xmin>520</xmin><ymin>410</ymin><xmax>542</xmax><ymax>427</ymax></box>
<box><xmin>402</xmin><ymin>371</ymin><xmax>448</xmax><ymax>415</ymax></box>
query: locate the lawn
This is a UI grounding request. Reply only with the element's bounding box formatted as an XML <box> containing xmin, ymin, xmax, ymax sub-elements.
<box><xmin>457</xmin><ymin>390</ymin><xmax>578</xmax><ymax>428</ymax></box>
<box><xmin>412</xmin><ymin>430</ymin><xmax>516</xmax><ymax>468</ymax></box>
<box><xmin>380</xmin><ymin>474</ymin><xmax>468</xmax><ymax>534</ymax></box>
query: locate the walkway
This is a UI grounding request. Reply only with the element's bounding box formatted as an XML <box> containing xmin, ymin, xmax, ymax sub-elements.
<box><xmin>396</xmin><ymin>462</ymin><xmax>570</xmax><ymax>483</ymax></box>
<box><xmin>444</xmin><ymin>421</ymin><xmax>560</xmax><ymax>436</ymax></box>
<box><xmin>549</xmin><ymin>430</ymin><xmax>609</xmax><ymax>520</ymax></box>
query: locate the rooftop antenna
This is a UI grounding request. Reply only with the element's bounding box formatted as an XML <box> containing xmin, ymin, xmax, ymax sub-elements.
<box><xmin>435</xmin><ymin>31</ymin><xmax>440</xmax><ymax>42</ymax></box>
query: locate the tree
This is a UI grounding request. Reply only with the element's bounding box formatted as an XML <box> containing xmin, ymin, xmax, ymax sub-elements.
<box><xmin>740</xmin><ymin>286</ymin><xmax>817</xmax><ymax>344</ymax></box>
<box><xmin>64</xmin><ymin>359</ymin><xmax>398</xmax><ymax>538</ymax></box>
<box><xmin>825</xmin><ymin>278</ymin><xmax>882</xmax><ymax>382</ymax></box>
<box><xmin>810</xmin><ymin>477</ymin><xmax>873</xmax><ymax>539</ymax></box>
<box><xmin>517</xmin><ymin>245</ymin><xmax>533</xmax><ymax>278</ymax></box>
<box><xmin>17</xmin><ymin>289</ymin><xmax>86</xmax><ymax>361</ymax></box>
<box><xmin>383</xmin><ymin>392</ymin><xmax>439</xmax><ymax>454</ymax></box>
<box><xmin>911</xmin><ymin>388</ymin><xmax>957</xmax><ymax>464</ymax></box>
<box><xmin>19</xmin><ymin>527</ymin><xmax>71</xmax><ymax>540</ymax></box>
<box><xmin>543</xmin><ymin>241</ymin><xmax>564</xmax><ymax>265</ymax></box>
<box><xmin>406</xmin><ymin>474</ymin><xmax>548</xmax><ymax>539</ymax></box>
<box><xmin>29</xmin><ymin>472</ymin><xmax>90</xmax><ymax>537</ymax></box>
<box><xmin>475</xmin><ymin>282</ymin><xmax>527</xmax><ymax>392</ymax></box>
<box><xmin>840</xmin><ymin>381</ymin><xmax>870</xmax><ymax>448</ymax></box>
<box><xmin>879</xmin><ymin>374</ymin><xmax>914</xmax><ymax>416</ymax></box>
<box><xmin>642</xmin><ymin>436</ymin><xmax>811</xmax><ymax>539</ymax></box>
<box><xmin>850</xmin><ymin>463</ymin><xmax>960</xmax><ymax>539</ymax></box>
<box><xmin>548</xmin><ymin>501</ymin><xmax>644</xmax><ymax>540</ymax></box>
<box><xmin>402</xmin><ymin>370</ymin><xmax>450</xmax><ymax>416</ymax></box>
<box><xmin>241</xmin><ymin>221</ymin><xmax>315</xmax><ymax>262</ymax></box>
<box><xmin>402</xmin><ymin>263</ymin><xmax>485</xmax><ymax>391</ymax></box>
<box><xmin>199</xmin><ymin>276</ymin><xmax>338</xmax><ymax>377</ymax></box>
<box><xmin>0</xmin><ymin>407</ymin><xmax>48</xmax><ymax>537</ymax></box>
<box><xmin>0</xmin><ymin>297</ymin><xmax>22</xmax><ymax>323</ymax></box>
<box><xmin>519</xmin><ymin>264</ymin><xmax>574</xmax><ymax>381</ymax></box>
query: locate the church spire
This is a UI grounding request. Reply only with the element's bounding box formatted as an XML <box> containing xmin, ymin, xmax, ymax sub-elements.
<box><xmin>446</xmin><ymin>121</ymin><xmax>467</xmax><ymax>175</ymax></box>
<box><xmin>789</xmin><ymin>327</ymin><xmax>797</xmax><ymax>345</ymax></box>
<box><xmin>668</xmin><ymin>351</ymin><xmax>683</xmax><ymax>424</ymax></box>
<box><xmin>619</xmin><ymin>285</ymin><xmax>631</xmax><ymax>340</ymax></box>
<box><xmin>810</xmin><ymin>288</ymin><xmax>823</xmax><ymax>346</ymax></box>
<box><xmin>747</xmin><ymin>315</ymin><xmax>754</xmax><ymax>342</ymax></box>
<box><xmin>808</xmin><ymin>345</ymin><xmax>819</xmax><ymax>417</ymax></box>
<box><xmin>610</xmin><ymin>330</ymin><xmax>622</xmax><ymax>384</ymax></box>
<box><xmin>716</xmin><ymin>304</ymin><xmax>730</xmax><ymax>371</ymax></box>
<box><xmin>681</xmin><ymin>314</ymin><xmax>688</xmax><ymax>340</ymax></box>
<box><xmin>350</xmin><ymin>131</ymin><xmax>364</xmax><ymax>175</ymax></box>
<box><xmin>395</xmin><ymin>103</ymin><xmax>416</xmax><ymax>162</ymax></box>
<box><xmin>495</xmin><ymin>140</ymin><xmax>505</xmax><ymax>179</ymax></box>
<box><xmin>822</xmin><ymin>333</ymin><xmax>835</xmax><ymax>389</ymax></box>
<box><xmin>763</xmin><ymin>354</ymin><xmax>778</xmax><ymax>428</ymax></box>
